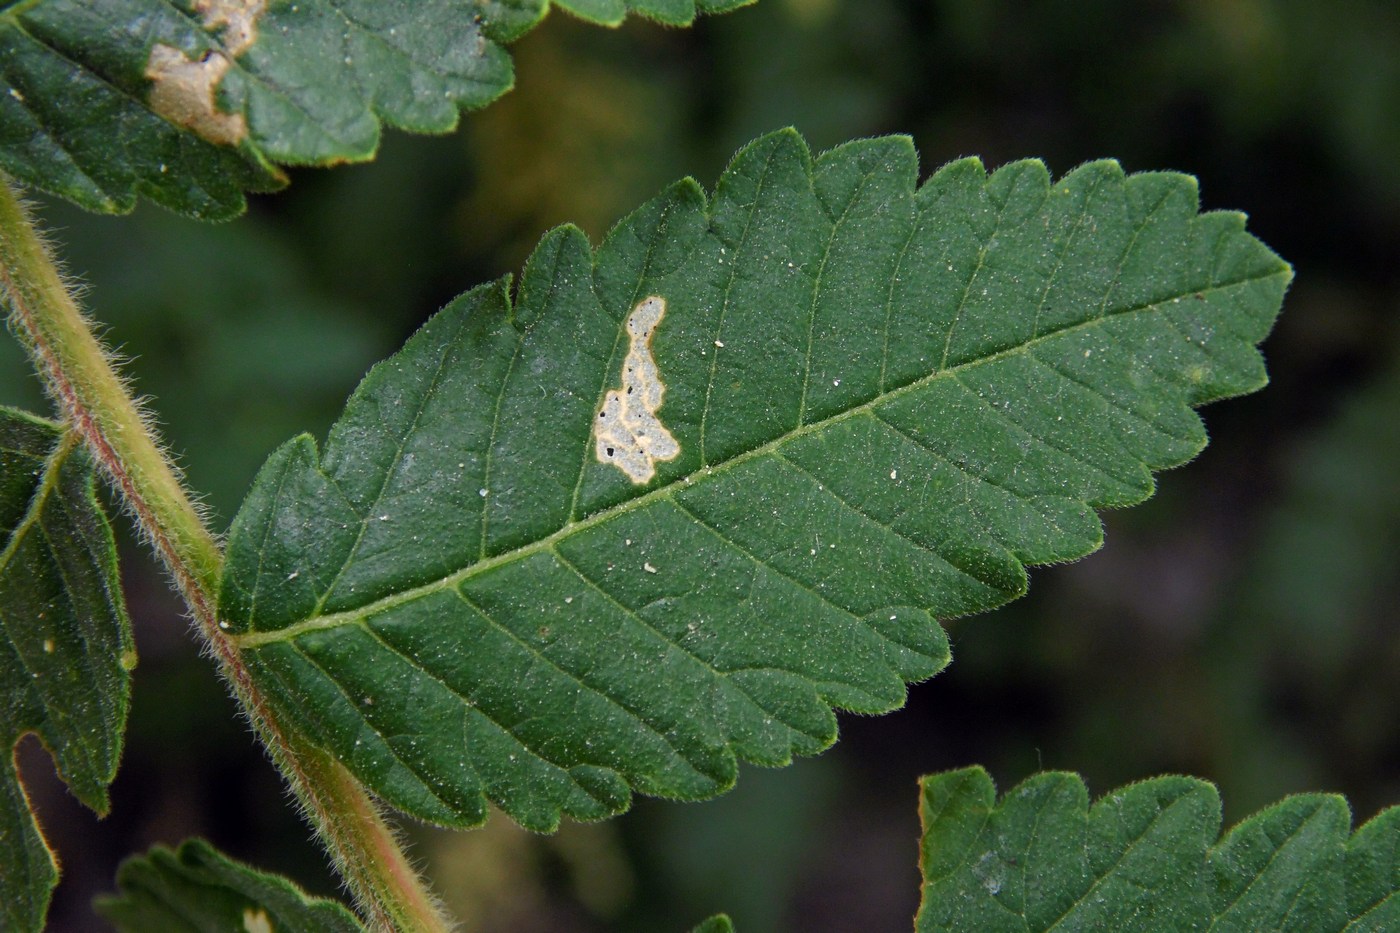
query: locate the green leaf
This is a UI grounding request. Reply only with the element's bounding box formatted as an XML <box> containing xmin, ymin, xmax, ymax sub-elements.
<box><xmin>915</xmin><ymin>767</ymin><xmax>1399</xmax><ymax>932</ymax></box>
<box><xmin>96</xmin><ymin>838</ymin><xmax>364</xmax><ymax>932</ymax></box>
<box><xmin>690</xmin><ymin>914</ymin><xmax>735</xmax><ymax>933</ymax></box>
<box><xmin>556</xmin><ymin>0</ymin><xmax>754</xmax><ymax>26</ymax></box>
<box><xmin>0</xmin><ymin>407</ymin><xmax>134</xmax><ymax>933</ymax></box>
<box><xmin>0</xmin><ymin>0</ymin><xmax>752</xmax><ymax>219</ymax></box>
<box><xmin>219</xmin><ymin>129</ymin><xmax>1290</xmax><ymax>832</ymax></box>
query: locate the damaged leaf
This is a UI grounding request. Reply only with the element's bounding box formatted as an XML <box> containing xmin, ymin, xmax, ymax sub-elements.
<box><xmin>219</xmin><ymin>129</ymin><xmax>1290</xmax><ymax>833</ymax></box>
<box><xmin>0</xmin><ymin>0</ymin><xmax>755</xmax><ymax>219</ymax></box>
<box><xmin>0</xmin><ymin>408</ymin><xmax>134</xmax><ymax>933</ymax></box>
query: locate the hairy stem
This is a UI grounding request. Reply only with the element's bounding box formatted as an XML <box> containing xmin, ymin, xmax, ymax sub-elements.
<box><xmin>0</xmin><ymin>178</ymin><xmax>449</xmax><ymax>933</ymax></box>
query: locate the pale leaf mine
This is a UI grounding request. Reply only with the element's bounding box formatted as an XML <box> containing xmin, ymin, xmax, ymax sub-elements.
<box><xmin>595</xmin><ymin>296</ymin><xmax>680</xmax><ymax>483</ymax></box>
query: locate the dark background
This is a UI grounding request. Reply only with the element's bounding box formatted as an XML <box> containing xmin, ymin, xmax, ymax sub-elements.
<box><xmin>3</xmin><ymin>1</ymin><xmax>1399</xmax><ymax>929</ymax></box>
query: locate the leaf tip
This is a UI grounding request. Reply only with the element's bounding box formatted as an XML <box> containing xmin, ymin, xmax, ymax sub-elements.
<box><xmin>920</xmin><ymin>764</ymin><xmax>994</xmax><ymax>795</ymax></box>
<box><xmin>733</xmin><ymin>126</ymin><xmax>813</xmax><ymax>171</ymax></box>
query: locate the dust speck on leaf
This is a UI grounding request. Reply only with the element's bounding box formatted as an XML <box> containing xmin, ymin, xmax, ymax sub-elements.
<box><xmin>595</xmin><ymin>296</ymin><xmax>680</xmax><ymax>483</ymax></box>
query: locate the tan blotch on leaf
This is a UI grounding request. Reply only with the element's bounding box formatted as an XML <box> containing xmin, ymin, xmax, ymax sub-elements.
<box><xmin>144</xmin><ymin>0</ymin><xmax>265</xmax><ymax>146</ymax></box>
<box><xmin>195</xmin><ymin>0</ymin><xmax>266</xmax><ymax>55</ymax></box>
<box><xmin>595</xmin><ymin>296</ymin><xmax>681</xmax><ymax>484</ymax></box>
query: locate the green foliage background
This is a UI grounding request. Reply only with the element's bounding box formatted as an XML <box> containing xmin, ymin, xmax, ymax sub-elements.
<box><xmin>1</xmin><ymin>1</ymin><xmax>1396</xmax><ymax>929</ymax></box>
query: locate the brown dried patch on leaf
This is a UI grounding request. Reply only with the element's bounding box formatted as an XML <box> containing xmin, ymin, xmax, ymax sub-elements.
<box><xmin>144</xmin><ymin>46</ymin><xmax>246</xmax><ymax>147</ymax></box>
<box><xmin>595</xmin><ymin>296</ymin><xmax>680</xmax><ymax>484</ymax></box>
<box><xmin>142</xmin><ymin>0</ymin><xmax>264</xmax><ymax>147</ymax></box>
<box><xmin>195</xmin><ymin>0</ymin><xmax>266</xmax><ymax>56</ymax></box>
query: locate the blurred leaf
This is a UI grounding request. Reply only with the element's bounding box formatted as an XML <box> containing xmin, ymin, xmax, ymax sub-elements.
<box><xmin>1176</xmin><ymin>0</ymin><xmax>1400</xmax><ymax>200</ymax></box>
<box><xmin>916</xmin><ymin>767</ymin><xmax>1399</xmax><ymax>931</ymax></box>
<box><xmin>459</xmin><ymin>17</ymin><xmax>689</xmax><ymax>268</ymax></box>
<box><xmin>96</xmin><ymin>838</ymin><xmax>363</xmax><ymax>932</ymax></box>
<box><xmin>1246</xmin><ymin>350</ymin><xmax>1400</xmax><ymax>671</ymax></box>
<box><xmin>217</xmin><ymin>129</ymin><xmax>1287</xmax><ymax>835</ymax></box>
<box><xmin>709</xmin><ymin>0</ymin><xmax>911</xmax><ymax>153</ymax></box>
<box><xmin>0</xmin><ymin>0</ymin><xmax>753</xmax><ymax>219</ymax></box>
<box><xmin>912</xmin><ymin>0</ymin><xmax>1400</xmax><ymax>204</ymax></box>
<box><xmin>690</xmin><ymin>914</ymin><xmax>735</xmax><ymax>933</ymax></box>
<box><xmin>634</xmin><ymin>752</ymin><xmax>839</xmax><ymax>930</ymax></box>
<box><xmin>420</xmin><ymin>812</ymin><xmax>634</xmax><ymax>930</ymax></box>
<box><xmin>0</xmin><ymin>408</ymin><xmax>133</xmax><ymax>933</ymax></box>
<box><xmin>0</xmin><ymin>200</ymin><xmax>399</xmax><ymax>522</ymax></box>
<box><xmin>1193</xmin><ymin>339</ymin><xmax>1400</xmax><ymax>819</ymax></box>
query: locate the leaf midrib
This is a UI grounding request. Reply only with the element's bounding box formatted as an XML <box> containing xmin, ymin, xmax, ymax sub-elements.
<box><xmin>228</xmin><ymin>270</ymin><xmax>1282</xmax><ymax>649</ymax></box>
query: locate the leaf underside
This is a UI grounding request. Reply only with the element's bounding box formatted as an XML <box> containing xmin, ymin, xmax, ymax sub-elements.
<box><xmin>96</xmin><ymin>838</ymin><xmax>364</xmax><ymax>933</ymax></box>
<box><xmin>0</xmin><ymin>0</ymin><xmax>753</xmax><ymax>219</ymax></box>
<box><xmin>219</xmin><ymin>129</ymin><xmax>1290</xmax><ymax>833</ymax></box>
<box><xmin>0</xmin><ymin>407</ymin><xmax>133</xmax><ymax>933</ymax></box>
<box><xmin>916</xmin><ymin>767</ymin><xmax>1400</xmax><ymax>932</ymax></box>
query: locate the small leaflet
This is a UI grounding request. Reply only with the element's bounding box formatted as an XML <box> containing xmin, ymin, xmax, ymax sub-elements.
<box><xmin>595</xmin><ymin>296</ymin><xmax>680</xmax><ymax>483</ymax></box>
